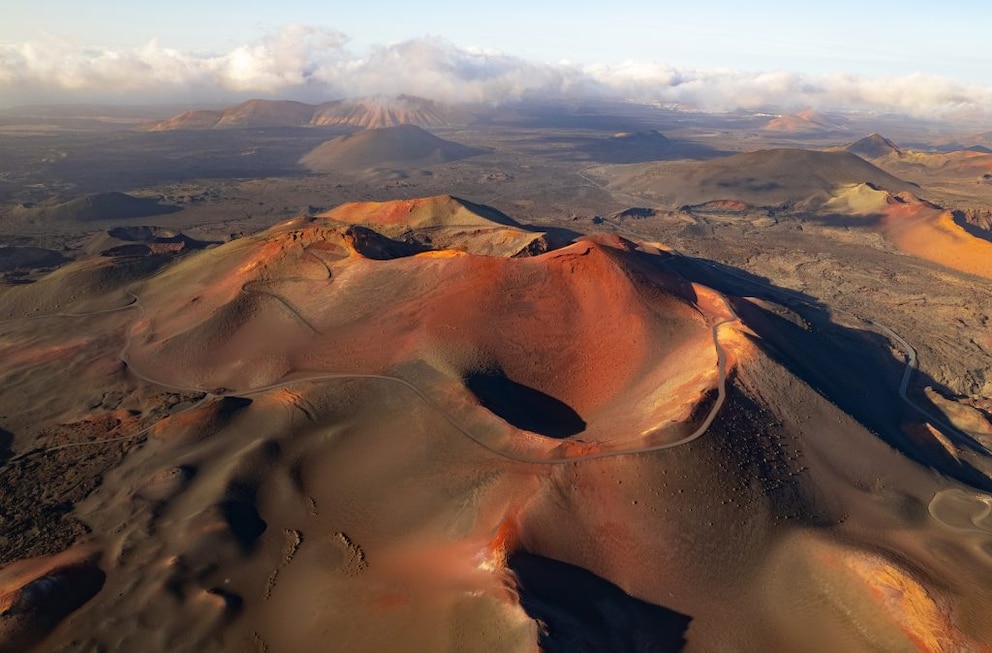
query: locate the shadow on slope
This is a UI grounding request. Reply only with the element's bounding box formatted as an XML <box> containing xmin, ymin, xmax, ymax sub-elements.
<box><xmin>0</xmin><ymin>429</ymin><xmax>11</xmax><ymax>466</ymax></box>
<box><xmin>0</xmin><ymin>562</ymin><xmax>107</xmax><ymax>651</ymax></box>
<box><xmin>656</xmin><ymin>252</ymin><xmax>992</xmax><ymax>492</ymax></box>
<box><xmin>952</xmin><ymin>210</ymin><xmax>992</xmax><ymax>244</ymax></box>
<box><xmin>509</xmin><ymin>551</ymin><xmax>691</xmax><ymax>653</ymax></box>
<box><xmin>465</xmin><ymin>369</ymin><xmax>586</xmax><ymax>438</ymax></box>
<box><xmin>804</xmin><ymin>212</ymin><xmax>885</xmax><ymax>229</ymax></box>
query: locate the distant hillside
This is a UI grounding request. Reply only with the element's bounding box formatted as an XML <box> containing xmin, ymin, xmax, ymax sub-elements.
<box><xmin>764</xmin><ymin>109</ymin><xmax>844</xmax><ymax>133</ymax></box>
<box><xmin>215</xmin><ymin>100</ymin><xmax>316</xmax><ymax>128</ymax></box>
<box><xmin>147</xmin><ymin>100</ymin><xmax>316</xmax><ymax>130</ymax></box>
<box><xmin>845</xmin><ymin>133</ymin><xmax>902</xmax><ymax>159</ymax></box>
<box><xmin>10</xmin><ymin>193</ymin><xmax>182</xmax><ymax>224</ymax></box>
<box><xmin>145</xmin><ymin>95</ymin><xmax>471</xmax><ymax>131</ymax></box>
<box><xmin>0</xmin><ymin>104</ymin><xmax>194</xmax><ymax>120</ymax></box>
<box><xmin>300</xmin><ymin>125</ymin><xmax>486</xmax><ymax>172</ymax></box>
<box><xmin>150</xmin><ymin>109</ymin><xmax>225</xmax><ymax>130</ymax></box>
<box><xmin>845</xmin><ymin>138</ymin><xmax>992</xmax><ymax>185</ymax></box>
<box><xmin>680</xmin><ymin>149</ymin><xmax>914</xmax><ymax>206</ymax></box>
<box><xmin>584</xmin><ymin>130</ymin><xmax>673</xmax><ymax>163</ymax></box>
<box><xmin>310</xmin><ymin>95</ymin><xmax>472</xmax><ymax>129</ymax></box>
<box><xmin>84</xmin><ymin>225</ymin><xmax>217</xmax><ymax>257</ymax></box>
<box><xmin>607</xmin><ymin>148</ymin><xmax>916</xmax><ymax>208</ymax></box>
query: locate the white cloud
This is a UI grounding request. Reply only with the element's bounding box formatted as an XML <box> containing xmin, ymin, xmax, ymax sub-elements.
<box><xmin>2</xmin><ymin>25</ymin><xmax>991</xmax><ymax>119</ymax></box>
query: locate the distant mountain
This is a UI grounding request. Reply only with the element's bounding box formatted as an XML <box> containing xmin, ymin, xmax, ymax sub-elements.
<box><xmin>847</xmin><ymin>140</ymin><xmax>992</xmax><ymax>183</ymax></box>
<box><xmin>10</xmin><ymin>193</ymin><xmax>181</xmax><ymax>224</ymax></box>
<box><xmin>845</xmin><ymin>133</ymin><xmax>902</xmax><ymax>159</ymax></box>
<box><xmin>310</xmin><ymin>96</ymin><xmax>472</xmax><ymax>129</ymax></box>
<box><xmin>299</xmin><ymin>125</ymin><xmax>486</xmax><ymax>172</ymax></box>
<box><xmin>764</xmin><ymin>109</ymin><xmax>844</xmax><ymax>133</ymax></box>
<box><xmin>612</xmin><ymin>148</ymin><xmax>916</xmax><ymax>208</ymax></box>
<box><xmin>684</xmin><ymin>149</ymin><xmax>914</xmax><ymax>206</ymax></box>
<box><xmin>145</xmin><ymin>95</ymin><xmax>472</xmax><ymax>131</ymax></box>
<box><xmin>213</xmin><ymin>100</ymin><xmax>316</xmax><ymax>128</ymax></box>
<box><xmin>583</xmin><ymin>130</ymin><xmax>673</xmax><ymax>163</ymax></box>
<box><xmin>149</xmin><ymin>109</ymin><xmax>226</xmax><ymax>130</ymax></box>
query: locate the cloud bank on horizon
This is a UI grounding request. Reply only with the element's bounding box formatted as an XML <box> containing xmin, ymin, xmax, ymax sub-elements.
<box><xmin>2</xmin><ymin>25</ymin><xmax>991</xmax><ymax>119</ymax></box>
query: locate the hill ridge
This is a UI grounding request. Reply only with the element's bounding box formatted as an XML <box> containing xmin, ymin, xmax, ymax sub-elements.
<box><xmin>145</xmin><ymin>95</ymin><xmax>470</xmax><ymax>131</ymax></box>
<box><xmin>300</xmin><ymin>124</ymin><xmax>485</xmax><ymax>172</ymax></box>
<box><xmin>845</xmin><ymin>133</ymin><xmax>902</xmax><ymax>159</ymax></box>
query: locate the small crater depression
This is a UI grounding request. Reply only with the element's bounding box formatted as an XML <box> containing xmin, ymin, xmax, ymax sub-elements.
<box><xmin>464</xmin><ymin>369</ymin><xmax>586</xmax><ymax>439</ymax></box>
<box><xmin>219</xmin><ymin>500</ymin><xmax>267</xmax><ymax>551</ymax></box>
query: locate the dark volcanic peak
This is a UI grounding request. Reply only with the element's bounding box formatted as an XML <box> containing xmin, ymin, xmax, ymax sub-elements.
<box><xmin>300</xmin><ymin>124</ymin><xmax>486</xmax><ymax>171</ymax></box>
<box><xmin>12</xmin><ymin>193</ymin><xmax>182</xmax><ymax>224</ymax></box>
<box><xmin>145</xmin><ymin>95</ymin><xmax>471</xmax><ymax>131</ymax></box>
<box><xmin>846</xmin><ymin>133</ymin><xmax>902</xmax><ymax>159</ymax></box>
<box><xmin>584</xmin><ymin>130</ymin><xmax>673</xmax><ymax>163</ymax></box>
<box><xmin>669</xmin><ymin>148</ymin><xmax>915</xmax><ymax>207</ymax></box>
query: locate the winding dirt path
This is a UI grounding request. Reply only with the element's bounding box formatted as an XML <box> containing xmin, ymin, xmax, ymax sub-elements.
<box><xmin>0</xmin><ymin>229</ymin><xmax>946</xmax><ymax>466</ymax></box>
<box><xmin>1</xmin><ymin>256</ymin><xmax>739</xmax><ymax>466</ymax></box>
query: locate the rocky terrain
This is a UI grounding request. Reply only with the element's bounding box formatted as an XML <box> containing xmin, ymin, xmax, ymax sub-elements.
<box><xmin>0</xmin><ymin>100</ymin><xmax>991</xmax><ymax>652</ymax></box>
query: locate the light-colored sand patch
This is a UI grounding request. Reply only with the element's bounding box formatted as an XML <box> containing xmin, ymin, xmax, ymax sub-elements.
<box><xmin>929</xmin><ymin>489</ymin><xmax>992</xmax><ymax>534</ymax></box>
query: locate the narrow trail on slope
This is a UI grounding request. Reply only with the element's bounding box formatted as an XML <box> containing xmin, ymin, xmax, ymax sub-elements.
<box><xmin>0</xmin><ymin>229</ymin><xmax>946</xmax><ymax>468</ymax></box>
<box><xmin>612</xmin><ymin>220</ymin><xmax>981</xmax><ymax>449</ymax></box>
<box><xmin>0</xmin><ymin>250</ymin><xmax>738</xmax><ymax>467</ymax></box>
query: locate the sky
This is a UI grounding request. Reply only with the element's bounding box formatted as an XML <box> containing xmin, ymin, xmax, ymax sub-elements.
<box><xmin>2</xmin><ymin>1</ymin><xmax>991</xmax><ymax>117</ymax></box>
